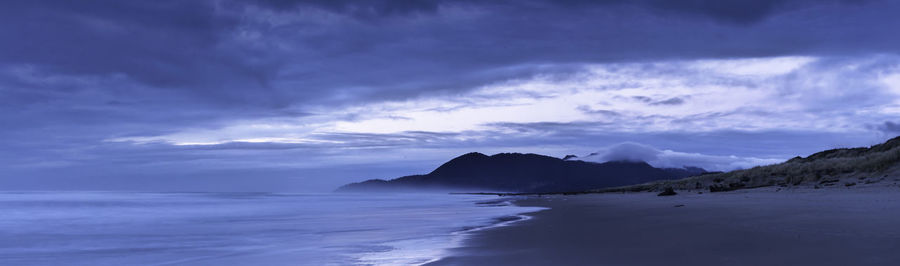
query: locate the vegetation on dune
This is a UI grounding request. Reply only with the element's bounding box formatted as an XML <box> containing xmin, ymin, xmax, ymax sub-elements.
<box><xmin>599</xmin><ymin>136</ymin><xmax>900</xmax><ymax>193</ymax></box>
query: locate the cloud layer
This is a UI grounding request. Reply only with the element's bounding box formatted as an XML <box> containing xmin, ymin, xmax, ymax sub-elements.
<box><xmin>2</xmin><ymin>0</ymin><xmax>900</xmax><ymax>191</ymax></box>
<box><xmin>575</xmin><ymin>142</ymin><xmax>783</xmax><ymax>171</ymax></box>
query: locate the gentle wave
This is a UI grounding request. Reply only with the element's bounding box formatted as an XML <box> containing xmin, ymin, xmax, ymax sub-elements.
<box><xmin>0</xmin><ymin>191</ymin><xmax>543</xmax><ymax>265</ymax></box>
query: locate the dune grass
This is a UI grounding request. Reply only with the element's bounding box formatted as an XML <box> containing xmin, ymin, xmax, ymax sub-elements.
<box><xmin>598</xmin><ymin>136</ymin><xmax>900</xmax><ymax>193</ymax></box>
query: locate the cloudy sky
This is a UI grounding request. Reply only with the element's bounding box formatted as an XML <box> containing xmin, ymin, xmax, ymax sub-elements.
<box><xmin>2</xmin><ymin>0</ymin><xmax>900</xmax><ymax>192</ymax></box>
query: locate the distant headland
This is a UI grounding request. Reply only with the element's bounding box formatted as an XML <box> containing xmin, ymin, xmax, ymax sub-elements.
<box><xmin>337</xmin><ymin>152</ymin><xmax>708</xmax><ymax>193</ymax></box>
<box><xmin>338</xmin><ymin>136</ymin><xmax>900</xmax><ymax>194</ymax></box>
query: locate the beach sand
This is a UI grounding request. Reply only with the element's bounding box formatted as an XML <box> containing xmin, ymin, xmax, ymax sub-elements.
<box><xmin>429</xmin><ymin>187</ymin><xmax>900</xmax><ymax>266</ymax></box>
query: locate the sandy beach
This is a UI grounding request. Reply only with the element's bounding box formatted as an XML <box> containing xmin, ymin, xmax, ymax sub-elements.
<box><xmin>429</xmin><ymin>187</ymin><xmax>900</xmax><ymax>266</ymax></box>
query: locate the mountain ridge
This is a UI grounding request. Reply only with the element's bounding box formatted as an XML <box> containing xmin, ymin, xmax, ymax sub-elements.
<box><xmin>337</xmin><ymin>152</ymin><xmax>708</xmax><ymax>193</ymax></box>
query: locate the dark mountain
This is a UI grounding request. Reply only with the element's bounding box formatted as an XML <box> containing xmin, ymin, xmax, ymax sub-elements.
<box><xmin>337</xmin><ymin>152</ymin><xmax>708</xmax><ymax>193</ymax></box>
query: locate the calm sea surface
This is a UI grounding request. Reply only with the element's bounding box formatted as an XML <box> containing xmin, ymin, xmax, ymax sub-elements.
<box><xmin>0</xmin><ymin>191</ymin><xmax>542</xmax><ymax>265</ymax></box>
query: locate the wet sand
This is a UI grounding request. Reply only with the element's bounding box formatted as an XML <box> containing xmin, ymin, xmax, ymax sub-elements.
<box><xmin>428</xmin><ymin>188</ymin><xmax>900</xmax><ymax>266</ymax></box>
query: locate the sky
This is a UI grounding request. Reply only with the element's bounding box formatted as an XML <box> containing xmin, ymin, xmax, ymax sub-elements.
<box><xmin>2</xmin><ymin>0</ymin><xmax>900</xmax><ymax>192</ymax></box>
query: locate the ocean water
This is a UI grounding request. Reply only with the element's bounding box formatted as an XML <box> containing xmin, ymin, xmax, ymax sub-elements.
<box><xmin>0</xmin><ymin>191</ymin><xmax>543</xmax><ymax>265</ymax></box>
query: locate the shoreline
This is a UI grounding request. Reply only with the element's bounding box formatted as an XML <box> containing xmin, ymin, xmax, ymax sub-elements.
<box><xmin>350</xmin><ymin>195</ymin><xmax>546</xmax><ymax>266</ymax></box>
<box><xmin>429</xmin><ymin>187</ymin><xmax>900</xmax><ymax>266</ymax></box>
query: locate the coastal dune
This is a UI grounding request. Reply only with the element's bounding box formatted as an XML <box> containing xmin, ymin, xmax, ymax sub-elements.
<box><xmin>429</xmin><ymin>188</ymin><xmax>900</xmax><ymax>266</ymax></box>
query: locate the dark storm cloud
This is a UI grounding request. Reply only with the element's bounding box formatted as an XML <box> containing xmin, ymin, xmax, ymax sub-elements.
<box><xmin>652</xmin><ymin>97</ymin><xmax>686</xmax><ymax>106</ymax></box>
<box><xmin>586</xmin><ymin>0</ymin><xmax>870</xmax><ymax>24</ymax></box>
<box><xmin>632</xmin><ymin>96</ymin><xmax>653</xmax><ymax>103</ymax></box>
<box><xmin>577</xmin><ymin>106</ymin><xmax>621</xmax><ymax>116</ymax></box>
<box><xmin>0</xmin><ymin>1</ymin><xmax>263</xmax><ymax>90</ymax></box>
<box><xmin>267</xmin><ymin>0</ymin><xmax>896</xmax><ymax>107</ymax></box>
<box><xmin>250</xmin><ymin>0</ymin><xmax>444</xmax><ymax>18</ymax></box>
<box><xmin>3</xmin><ymin>0</ymin><xmax>895</xmax><ymax>108</ymax></box>
<box><xmin>251</xmin><ymin>0</ymin><xmax>867</xmax><ymax>24</ymax></box>
<box><xmin>875</xmin><ymin>121</ymin><xmax>900</xmax><ymax>135</ymax></box>
<box><xmin>620</xmin><ymin>96</ymin><xmax>687</xmax><ymax>106</ymax></box>
<box><xmin>2</xmin><ymin>0</ymin><xmax>899</xmax><ymax>191</ymax></box>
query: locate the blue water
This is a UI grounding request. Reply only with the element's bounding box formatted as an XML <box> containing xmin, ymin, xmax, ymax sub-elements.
<box><xmin>0</xmin><ymin>192</ymin><xmax>543</xmax><ymax>265</ymax></box>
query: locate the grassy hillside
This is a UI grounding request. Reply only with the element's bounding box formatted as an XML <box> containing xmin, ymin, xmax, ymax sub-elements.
<box><xmin>598</xmin><ymin>136</ymin><xmax>900</xmax><ymax>193</ymax></box>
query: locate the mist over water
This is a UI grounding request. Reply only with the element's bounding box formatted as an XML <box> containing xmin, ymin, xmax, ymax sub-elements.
<box><xmin>0</xmin><ymin>192</ymin><xmax>542</xmax><ymax>265</ymax></box>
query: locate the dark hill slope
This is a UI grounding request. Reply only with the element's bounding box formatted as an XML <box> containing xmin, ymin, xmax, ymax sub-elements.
<box><xmin>599</xmin><ymin>136</ymin><xmax>900</xmax><ymax>193</ymax></box>
<box><xmin>337</xmin><ymin>152</ymin><xmax>705</xmax><ymax>193</ymax></box>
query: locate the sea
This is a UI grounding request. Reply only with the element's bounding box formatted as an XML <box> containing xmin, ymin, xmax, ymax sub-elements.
<box><xmin>0</xmin><ymin>191</ymin><xmax>542</xmax><ymax>265</ymax></box>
